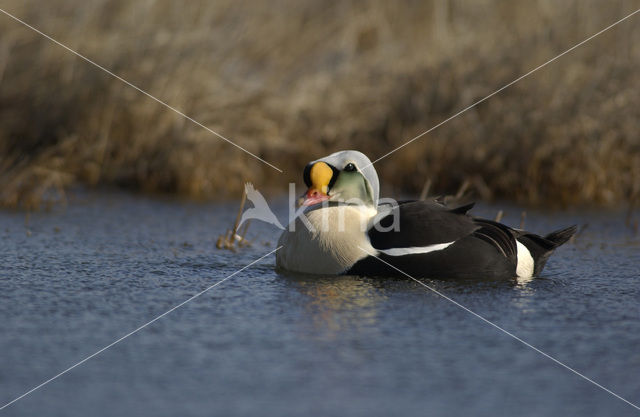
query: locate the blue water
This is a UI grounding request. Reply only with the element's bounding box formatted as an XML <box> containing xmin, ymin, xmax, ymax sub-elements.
<box><xmin>1</xmin><ymin>191</ymin><xmax>639</xmax><ymax>416</ymax></box>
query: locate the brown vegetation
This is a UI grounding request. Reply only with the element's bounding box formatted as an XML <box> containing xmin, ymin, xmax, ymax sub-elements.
<box><xmin>0</xmin><ymin>0</ymin><xmax>639</xmax><ymax>209</ymax></box>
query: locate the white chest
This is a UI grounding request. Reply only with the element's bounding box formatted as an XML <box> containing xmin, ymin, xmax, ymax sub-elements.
<box><xmin>276</xmin><ymin>206</ymin><xmax>376</xmax><ymax>274</ymax></box>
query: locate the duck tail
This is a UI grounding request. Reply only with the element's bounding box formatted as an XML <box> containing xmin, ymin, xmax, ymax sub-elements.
<box><xmin>517</xmin><ymin>225</ymin><xmax>576</xmax><ymax>276</ymax></box>
<box><xmin>544</xmin><ymin>225</ymin><xmax>577</xmax><ymax>248</ymax></box>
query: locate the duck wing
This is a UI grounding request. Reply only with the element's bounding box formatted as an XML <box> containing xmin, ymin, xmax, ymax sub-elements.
<box><xmin>470</xmin><ymin>218</ymin><xmax>518</xmax><ymax>261</ymax></box>
<box><xmin>368</xmin><ymin>200</ymin><xmax>479</xmax><ymax>249</ymax></box>
<box><xmin>350</xmin><ymin>200</ymin><xmax>519</xmax><ymax>279</ymax></box>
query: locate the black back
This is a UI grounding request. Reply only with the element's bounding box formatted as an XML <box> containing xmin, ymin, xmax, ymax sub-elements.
<box><xmin>368</xmin><ymin>200</ymin><xmax>478</xmax><ymax>249</ymax></box>
<box><xmin>356</xmin><ymin>200</ymin><xmax>519</xmax><ymax>279</ymax></box>
<box><xmin>349</xmin><ymin>200</ymin><xmax>574</xmax><ymax>280</ymax></box>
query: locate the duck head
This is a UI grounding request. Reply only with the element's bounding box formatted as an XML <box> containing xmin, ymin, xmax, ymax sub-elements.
<box><xmin>302</xmin><ymin>150</ymin><xmax>379</xmax><ymax>208</ymax></box>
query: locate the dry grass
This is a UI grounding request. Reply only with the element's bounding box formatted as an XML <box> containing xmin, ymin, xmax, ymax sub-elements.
<box><xmin>0</xmin><ymin>0</ymin><xmax>639</xmax><ymax>209</ymax></box>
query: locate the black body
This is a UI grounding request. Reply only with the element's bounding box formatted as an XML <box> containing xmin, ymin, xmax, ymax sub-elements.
<box><xmin>347</xmin><ymin>200</ymin><xmax>576</xmax><ymax>280</ymax></box>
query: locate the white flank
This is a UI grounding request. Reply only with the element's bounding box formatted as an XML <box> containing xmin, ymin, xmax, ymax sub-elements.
<box><xmin>516</xmin><ymin>240</ymin><xmax>534</xmax><ymax>278</ymax></box>
<box><xmin>378</xmin><ymin>242</ymin><xmax>455</xmax><ymax>257</ymax></box>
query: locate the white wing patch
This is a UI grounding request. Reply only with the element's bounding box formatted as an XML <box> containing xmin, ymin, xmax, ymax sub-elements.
<box><xmin>516</xmin><ymin>240</ymin><xmax>534</xmax><ymax>278</ymax></box>
<box><xmin>377</xmin><ymin>241</ymin><xmax>455</xmax><ymax>256</ymax></box>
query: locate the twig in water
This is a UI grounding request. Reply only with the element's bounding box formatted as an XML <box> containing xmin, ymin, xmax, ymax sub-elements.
<box><xmin>217</xmin><ymin>183</ymin><xmax>251</xmax><ymax>250</ymax></box>
<box><xmin>419</xmin><ymin>178</ymin><xmax>432</xmax><ymax>201</ymax></box>
<box><xmin>455</xmin><ymin>179</ymin><xmax>470</xmax><ymax>200</ymax></box>
<box><xmin>238</xmin><ymin>219</ymin><xmax>251</xmax><ymax>247</ymax></box>
<box><xmin>519</xmin><ymin>211</ymin><xmax>527</xmax><ymax>229</ymax></box>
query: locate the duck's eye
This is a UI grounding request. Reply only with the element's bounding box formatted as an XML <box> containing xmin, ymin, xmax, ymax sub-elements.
<box><xmin>344</xmin><ymin>163</ymin><xmax>357</xmax><ymax>172</ymax></box>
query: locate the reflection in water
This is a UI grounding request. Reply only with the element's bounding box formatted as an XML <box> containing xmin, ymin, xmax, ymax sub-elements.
<box><xmin>510</xmin><ymin>278</ymin><xmax>539</xmax><ymax>315</ymax></box>
<box><xmin>283</xmin><ymin>270</ymin><xmax>545</xmax><ymax>337</ymax></box>
<box><xmin>516</xmin><ymin>274</ymin><xmax>535</xmax><ymax>286</ymax></box>
<box><xmin>284</xmin><ymin>274</ymin><xmax>387</xmax><ymax>338</ymax></box>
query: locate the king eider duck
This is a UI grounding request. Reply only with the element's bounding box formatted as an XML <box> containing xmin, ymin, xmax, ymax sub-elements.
<box><xmin>276</xmin><ymin>150</ymin><xmax>576</xmax><ymax>280</ymax></box>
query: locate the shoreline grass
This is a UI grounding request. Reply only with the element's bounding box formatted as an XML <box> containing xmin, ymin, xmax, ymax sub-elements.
<box><xmin>1</xmin><ymin>0</ymin><xmax>639</xmax><ymax>209</ymax></box>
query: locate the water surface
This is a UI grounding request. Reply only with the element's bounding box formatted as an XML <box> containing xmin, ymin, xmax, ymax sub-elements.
<box><xmin>1</xmin><ymin>192</ymin><xmax>639</xmax><ymax>416</ymax></box>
